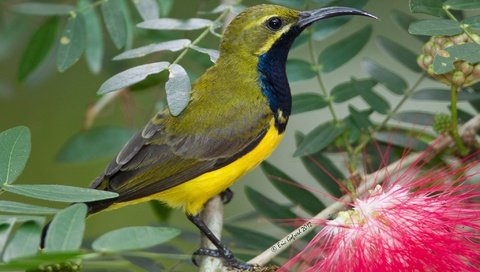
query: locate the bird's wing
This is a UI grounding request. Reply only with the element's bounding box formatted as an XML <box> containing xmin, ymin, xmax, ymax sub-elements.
<box><xmin>90</xmin><ymin>107</ymin><xmax>271</xmax><ymax>204</ymax></box>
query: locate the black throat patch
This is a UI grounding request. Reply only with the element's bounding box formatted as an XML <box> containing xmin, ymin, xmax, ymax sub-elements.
<box><xmin>257</xmin><ymin>26</ymin><xmax>302</xmax><ymax>133</ymax></box>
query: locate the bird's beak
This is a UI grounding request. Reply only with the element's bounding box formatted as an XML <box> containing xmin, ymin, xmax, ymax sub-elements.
<box><xmin>296</xmin><ymin>6</ymin><xmax>378</xmax><ymax>29</ymax></box>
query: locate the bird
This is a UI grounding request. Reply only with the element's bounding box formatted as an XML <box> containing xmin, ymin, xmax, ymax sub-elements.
<box><xmin>80</xmin><ymin>4</ymin><xmax>375</xmax><ymax>270</ymax></box>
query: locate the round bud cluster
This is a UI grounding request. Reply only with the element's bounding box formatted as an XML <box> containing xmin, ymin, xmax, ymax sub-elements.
<box><xmin>433</xmin><ymin>113</ymin><xmax>452</xmax><ymax>134</ymax></box>
<box><xmin>36</xmin><ymin>261</ymin><xmax>81</xmax><ymax>272</ymax></box>
<box><xmin>417</xmin><ymin>33</ymin><xmax>480</xmax><ymax>87</ymax></box>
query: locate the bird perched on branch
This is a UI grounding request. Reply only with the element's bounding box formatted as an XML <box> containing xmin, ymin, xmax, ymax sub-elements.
<box><xmin>78</xmin><ymin>4</ymin><xmax>375</xmax><ymax>270</ymax></box>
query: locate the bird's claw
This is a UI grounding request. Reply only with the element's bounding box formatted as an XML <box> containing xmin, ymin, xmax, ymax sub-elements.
<box><xmin>192</xmin><ymin>247</ymin><xmax>252</xmax><ymax>270</ymax></box>
<box><xmin>220</xmin><ymin>188</ymin><xmax>234</xmax><ymax>204</ymax></box>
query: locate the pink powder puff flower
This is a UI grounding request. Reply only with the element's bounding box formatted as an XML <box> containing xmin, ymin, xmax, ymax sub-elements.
<box><xmin>281</xmin><ymin>156</ymin><xmax>480</xmax><ymax>272</ymax></box>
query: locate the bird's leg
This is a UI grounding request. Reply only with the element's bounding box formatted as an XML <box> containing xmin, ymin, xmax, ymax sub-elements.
<box><xmin>187</xmin><ymin>214</ymin><xmax>252</xmax><ymax>270</ymax></box>
<box><xmin>220</xmin><ymin>188</ymin><xmax>234</xmax><ymax>204</ymax></box>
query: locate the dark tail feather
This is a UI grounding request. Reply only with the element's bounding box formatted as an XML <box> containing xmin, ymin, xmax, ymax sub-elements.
<box><xmin>40</xmin><ymin>221</ymin><xmax>50</xmax><ymax>248</ymax></box>
<box><xmin>85</xmin><ymin>198</ymin><xmax>115</xmax><ymax>215</ymax></box>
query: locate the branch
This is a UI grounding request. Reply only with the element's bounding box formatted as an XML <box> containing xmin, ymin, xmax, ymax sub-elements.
<box><xmin>247</xmin><ymin>113</ymin><xmax>480</xmax><ymax>267</ymax></box>
<box><xmin>199</xmin><ymin>196</ymin><xmax>225</xmax><ymax>271</ymax></box>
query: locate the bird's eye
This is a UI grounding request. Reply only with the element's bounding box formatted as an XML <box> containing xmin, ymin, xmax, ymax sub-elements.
<box><xmin>266</xmin><ymin>17</ymin><xmax>283</xmax><ymax>31</ymax></box>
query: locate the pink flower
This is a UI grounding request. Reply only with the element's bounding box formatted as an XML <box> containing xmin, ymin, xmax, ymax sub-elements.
<box><xmin>282</xmin><ymin>155</ymin><xmax>480</xmax><ymax>272</ymax></box>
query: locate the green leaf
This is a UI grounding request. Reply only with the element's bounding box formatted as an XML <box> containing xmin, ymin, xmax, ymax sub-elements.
<box><xmin>0</xmin><ymin>219</ymin><xmax>15</xmax><ymax>255</ymax></box>
<box><xmin>376</xmin><ymin>36</ymin><xmax>422</xmax><ymax>73</ymax></box>
<box><xmin>295</xmin><ymin>132</ymin><xmax>343</xmax><ymax>197</ymax></box>
<box><xmin>312</xmin><ymin>17</ymin><xmax>350</xmax><ymax>41</ymax></box>
<box><xmin>10</xmin><ymin>3</ymin><xmax>75</xmax><ymax>15</ymax></box>
<box><xmin>261</xmin><ymin>161</ymin><xmax>325</xmax><ymax>215</ymax></box>
<box><xmin>0</xmin><ymin>215</ymin><xmax>44</xmax><ymax>225</ymax></box>
<box><xmin>118</xmin><ymin>0</ymin><xmax>134</xmax><ymax>49</ymax></box>
<box><xmin>244</xmin><ymin>186</ymin><xmax>297</xmax><ymax>230</ymax></box>
<box><xmin>292</xmin><ymin>93</ymin><xmax>328</xmax><ymax>115</ymax></box>
<box><xmin>56</xmin><ymin>126</ymin><xmax>135</xmax><ymax>163</ymax></box>
<box><xmin>0</xmin><ymin>126</ymin><xmax>31</xmax><ymax>185</ymax></box>
<box><xmin>362</xmin><ymin>58</ymin><xmax>408</xmax><ymax>95</ymax></box>
<box><xmin>292</xmin><ymin>32</ymin><xmax>309</xmax><ymax>48</ymax></box>
<box><xmin>57</xmin><ymin>14</ymin><xmax>86</xmax><ymax>72</ymax></box>
<box><xmin>44</xmin><ymin>204</ymin><xmax>87</xmax><ymax>252</ymax></box>
<box><xmin>133</xmin><ymin>0</ymin><xmax>159</xmax><ymax>20</ymax></box>
<box><xmin>312</xmin><ymin>0</ymin><xmax>368</xmax><ymax>40</ymax></box>
<box><xmin>190</xmin><ymin>45</ymin><xmax>219</xmax><ymax>63</ymax></box>
<box><xmin>319</xmin><ymin>24</ymin><xmax>372</xmax><ymax>73</ymax></box>
<box><xmin>359</xmin><ymin>90</ymin><xmax>390</xmax><ymax>114</ymax></box>
<box><xmin>445</xmin><ymin>0</ymin><xmax>480</xmax><ymax>10</ymax></box>
<box><xmin>432</xmin><ymin>43</ymin><xmax>480</xmax><ymax>74</ymax></box>
<box><xmin>18</xmin><ymin>17</ymin><xmax>58</xmax><ymax>81</ymax></box>
<box><xmin>166</xmin><ymin>64</ymin><xmax>191</xmax><ymax>116</ymax></box>
<box><xmin>331</xmin><ymin>84</ymin><xmax>358</xmax><ymax>102</ymax></box>
<box><xmin>0</xmin><ymin>201</ymin><xmax>59</xmax><ymax>215</ymax></box>
<box><xmin>354</xmin><ymin>79</ymin><xmax>391</xmax><ymax>114</ymax></box>
<box><xmin>138</xmin><ymin>18</ymin><xmax>212</xmax><ymax>30</ymax></box>
<box><xmin>286</xmin><ymin>59</ymin><xmax>316</xmax><ymax>81</ymax></box>
<box><xmin>412</xmin><ymin>88</ymin><xmax>480</xmax><ymax>101</ymax></box>
<box><xmin>331</xmin><ymin>78</ymin><xmax>376</xmax><ymax>102</ymax></box>
<box><xmin>98</xmin><ymin>62</ymin><xmax>170</xmax><ymax>94</ymax></box>
<box><xmin>92</xmin><ymin>226</ymin><xmax>180</xmax><ymax>252</ymax></box>
<box><xmin>101</xmin><ymin>0</ymin><xmax>127</xmax><ymax>49</ymax></box>
<box><xmin>2</xmin><ymin>184</ymin><xmax>118</xmax><ymax>202</ymax></box>
<box><xmin>393</xmin><ymin>111</ymin><xmax>434</xmax><ymax>126</ymax></box>
<box><xmin>113</xmin><ymin>39</ymin><xmax>191</xmax><ymax>60</ymax></box>
<box><xmin>463</xmin><ymin>16</ymin><xmax>480</xmax><ymax>29</ymax></box>
<box><xmin>294</xmin><ymin>121</ymin><xmax>345</xmax><ymax>156</ymax></box>
<box><xmin>374</xmin><ymin>131</ymin><xmax>429</xmax><ymax>151</ymax></box>
<box><xmin>224</xmin><ymin>224</ymin><xmax>280</xmax><ymax>251</ymax></box>
<box><xmin>344</xmin><ymin>115</ymin><xmax>361</xmax><ymax>143</ymax></box>
<box><xmin>391</xmin><ymin>9</ymin><xmax>430</xmax><ymax>42</ymax></box>
<box><xmin>0</xmin><ymin>18</ymin><xmax>29</xmax><ymax>61</ymax></box>
<box><xmin>78</xmin><ymin>0</ymin><xmax>104</xmax><ymax>74</ymax></box>
<box><xmin>267</xmin><ymin>0</ymin><xmax>306</xmax><ymax>9</ymax></box>
<box><xmin>391</xmin><ymin>9</ymin><xmax>418</xmax><ymax>33</ymax></box>
<box><xmin>348</xmin><ymin>105</ymin><xmax>373</xmax><ymax>129</ymax></box>
<box><xmin>149</xmin><ymin>201</ymin><xmax>172</xmax><ymax>223</ymax></box>
<box><xmin>409</xmin><ymin>19</ymin><xmax>462</xmax><ymax>36</ymax></box>
<box><xmin>409</xmin><ymin>0</ymin><xmax>445</xmax><ymax>17</ymax></box>
<box><xmin>3</xmin><ymin>221</ymin><xmax>41</xmax><ymax>262</ymax></box>
<box><xmin>0</xmin><ymin>252</ymin><xmax>82</xmax><ymax>270</ymax></box>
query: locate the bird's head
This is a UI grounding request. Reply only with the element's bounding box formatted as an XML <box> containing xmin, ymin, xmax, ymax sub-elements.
<box><xmin>220</xmin><ymin>4</ymin><xmax>376</xmax><ymax>57</ymax></box>
<box><xmin>217</xmin><ymin>4</ymin><xmax>376</xmax><ymax>133</ymax></box>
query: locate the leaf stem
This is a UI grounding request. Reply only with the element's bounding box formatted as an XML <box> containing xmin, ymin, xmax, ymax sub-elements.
<box><xmin>449</xmin><ymin>84</ymin><xmax>469</xmax><ymax>155</ymax></box>
<box><xmin>443</xmin><ymin>5</ymin><xmax>480</xmax><ymax>45</ymax></box>
<box><xmin>171</xmin><ymin>8</ymin><xmax>230</xmax><ymax>66</ymax></box>
<box><xmin>307</xmin><ymin>33</ymin><xmax>338</xmax><ymax>122</ymax></box>
<box><xmin>353</xmin><ymin>73</ymin><xmax>427</xmax><ymax>155</ymax></box>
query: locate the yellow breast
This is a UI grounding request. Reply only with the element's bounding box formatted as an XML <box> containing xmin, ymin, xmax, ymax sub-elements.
<box><xmin>111</xmin><ymin>119</ymin><xmax>283</xmax><ymax>215</ymax></box>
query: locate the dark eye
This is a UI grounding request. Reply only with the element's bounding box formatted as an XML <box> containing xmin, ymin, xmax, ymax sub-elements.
<box><xmin>266</xmin><ymin>17</ymin><xmax>283</xmax><ymax>31</ymax></box>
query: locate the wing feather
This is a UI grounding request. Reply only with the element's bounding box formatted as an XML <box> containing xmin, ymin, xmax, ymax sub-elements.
<box><xmin>89</xmin><ymin>107</ymin><xmax>271</xmax><ymax>207</ymax></box>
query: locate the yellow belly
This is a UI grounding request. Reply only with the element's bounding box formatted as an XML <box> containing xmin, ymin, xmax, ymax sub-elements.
<box><xmin>110</xmin><ymin>119</ymin><xmax>284</xmax><ymax>215</ymax></box>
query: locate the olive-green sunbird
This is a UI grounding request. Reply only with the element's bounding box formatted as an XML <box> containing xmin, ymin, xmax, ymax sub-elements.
<box><xmin>84</xmin><ymin>4</ymin><xmax>375</xmax><ymax>269</ymax></box>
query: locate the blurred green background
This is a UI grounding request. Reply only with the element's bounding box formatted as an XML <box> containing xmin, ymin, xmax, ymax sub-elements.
<box><xmin>0</xmin><ymin>0</ymin><xmax>468</xmax><ymax>253</ymax></box>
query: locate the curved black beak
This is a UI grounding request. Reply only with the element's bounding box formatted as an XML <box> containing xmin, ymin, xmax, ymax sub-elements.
<box><xmin>296</xmin><ymin>6</ymin><xmax>378</xmax><ymax>29</ymax></box>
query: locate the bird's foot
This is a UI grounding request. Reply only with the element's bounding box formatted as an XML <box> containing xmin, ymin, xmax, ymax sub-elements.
<box><xmin>220</xmin><ymin>188</ymin><xmax>234</xmax><ymax>204</ymax></box>
<box><xmin>192</xmin><ymin>247</ymin><xmax>253</xmax><ymax>270</ymax></box>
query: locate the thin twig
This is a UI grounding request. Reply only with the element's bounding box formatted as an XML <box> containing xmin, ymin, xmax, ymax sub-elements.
<box><xmin>246</xmin><ymin>114</ymin><xmax>480</xmax><ymax>267</ymax></box>
<box><xmin>83</xmin><ymin>90</ymin><xmax>126</xmax><ymax>129</ymax></box>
